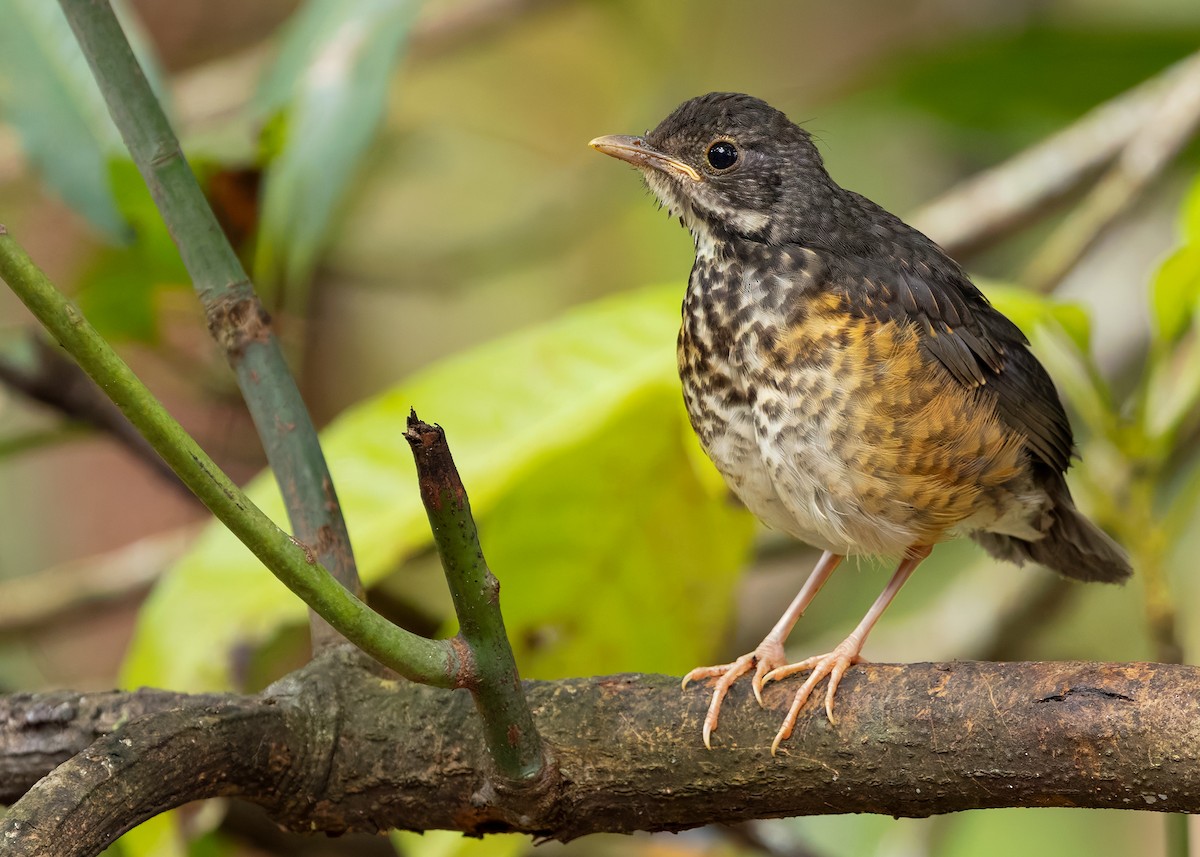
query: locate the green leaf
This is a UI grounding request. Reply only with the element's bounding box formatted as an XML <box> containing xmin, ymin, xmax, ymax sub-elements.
<box><xmin>1143</xmin><ymin>327</ymin><xmax>1200</xmax><ymax>445</ymax></box>
<box><xmin>978</xmin><ymin>279</ymin><xmax>1092</xmax><ymax>353</ymax></box>
<box><xmin>120</xmin><ymin>285</ymin><xmax>755</xmax><ymax>692</ymax></box>
<box><xmin>1140</xmin><ymin>173</ymin><xmax>1200</xmax><ymax>447</ymax></box>
<box><xmin>475</xmin><ymin>385</ymin><xmax>752</xmax><ymax>679</ymax></box>
<box><xmin>0</xmin><ymin>1</ymin><xmax>167</xmax><ymax>240</ymax></box>
<box><xmin>114</xmin><ymin>813</ymin><xmax>186</xmax><ymax>857</ymax></box>
<box><xmin>1151</xmin><ymin>245</ymin><xmax>1200</xmax><ymax>345</ymax></box>
<box><xmin>253</xmin><ymin>0</ymin><xmax>421</xmax><ymax>302</ymax></box>
<box><xmin>1151</xmin><ymin>174</ymin><xmax>1200</xmax><ymax>345</ymax></box>
<box><xmin>74</xmin><ymin>160</ymin><xmax>191</xmax><ymax>343</ymax></box>
<box><xmin>0</xmin><ymin>0</ymin><xmax>125</xmax><ymax>236</ymax></box>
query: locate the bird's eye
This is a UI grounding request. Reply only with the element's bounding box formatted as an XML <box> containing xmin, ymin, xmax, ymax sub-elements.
<box><xmin>706</xmin><ymin>140</ymin><xmax>739</xmax><ymax>171</ymax></box>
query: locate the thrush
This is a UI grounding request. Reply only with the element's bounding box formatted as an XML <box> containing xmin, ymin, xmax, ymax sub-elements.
<box><xmin>590</xmin><ymin>92</ymin><xmax>1131</xmax><ymax>753</ymax></box>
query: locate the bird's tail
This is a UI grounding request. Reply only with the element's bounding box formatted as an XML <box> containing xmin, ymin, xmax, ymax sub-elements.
<box><xmin>972</xmin><ymin>474</ymin><xmax>1132</xmax><ymax>583</ymax></box>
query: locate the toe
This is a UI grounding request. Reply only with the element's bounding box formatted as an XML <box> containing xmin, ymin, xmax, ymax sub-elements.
<box><xmin>685</xmin><ymin>652</ymin><xmax>759</xmax><ymax>747</ymax></box>
<box><xmin>763</xmin><ymin>654</ymin><xmax>820</xmax><ymax>685</ymax></box>
<box><xmin>682</xmin><ymin>662</ymin><xmax>733</xmax><ymax>690</ymax></box>
<box><xmin>752</xmin><ymin>658</ymin><xmax>775</xmax><ymax>705</ymax></box>
<box><xmin>822</xmin><ymin>650</ymin><xmax>860</xmax><ymax>724</ymax></box>
<box><xmin>770</xmin><ymin>671</ymin><xmax>825</xmax><ymax>754</ymax></box>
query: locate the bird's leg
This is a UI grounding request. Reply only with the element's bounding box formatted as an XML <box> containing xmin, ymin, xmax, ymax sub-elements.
<box><xmin>763</xmin><ymin>545</ymin><xmax>932</xmax><ymax>754</ymax></box>
<box><xmin>681</xmin><ymin>550</ymin><xmax>843</xmax><ymax>748</ymax></box>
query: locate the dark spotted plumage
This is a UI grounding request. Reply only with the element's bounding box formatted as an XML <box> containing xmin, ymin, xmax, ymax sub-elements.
<box><xmin>591</xmin><ymin>92</ymin><xmax>1130</xmax><ymax>750</ymax></box>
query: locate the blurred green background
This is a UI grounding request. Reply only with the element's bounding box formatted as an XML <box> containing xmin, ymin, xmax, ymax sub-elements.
<box><xmin>2</xmin><ymin>0</ymin><xmax>1200</xmax><ymax>855</ymax></box>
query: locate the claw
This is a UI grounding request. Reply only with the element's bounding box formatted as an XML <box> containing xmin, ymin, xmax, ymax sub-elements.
<box><xmin>680</xmin><ymin>550</ymin><xmax>847</xmax><ymax>749</ymax></box>
<box><xmin>682</xmin><ymin>638</ymin><xmax>789</xmax><ymax>748</ymax></box>
<box><xmin>751</xmin><ymin>658</ymin><xmax>774</xmax><ymax>707</ymax></box>
<box><xmin>764</xmin><ymin>639</ymin><xmax>864</xmax><ymax>754</ymax></box>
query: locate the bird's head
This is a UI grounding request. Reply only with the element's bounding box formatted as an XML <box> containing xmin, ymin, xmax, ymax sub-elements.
<box><xmin>590</xmin><ymin>92</ymin><xmax>831</xmax><ymax>245</ymax></box>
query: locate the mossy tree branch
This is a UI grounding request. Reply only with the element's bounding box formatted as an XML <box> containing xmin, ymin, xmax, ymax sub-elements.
<box><xmin>56</xmin><ymin>0</ymin><xmax>360</xmax><ymax>649</ymax></box>
<box><xmin>3</xmin><ymin>654</ymin><xmax>1200</xmax><ymax>856</ymax></box>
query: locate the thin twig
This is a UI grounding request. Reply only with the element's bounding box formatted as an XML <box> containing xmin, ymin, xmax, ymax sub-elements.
<box><xmin>911</xmin><ymin>50</ymin><xmax>1200</xmax><ymax>260</ymax></box>
<box><xmin>57</xmin><ymin>0</ymin><xmax>362</xmax><ymax>651</ymax></box>
<box><xmin>0</xmin><ymin>225</ymin><xmax>457</xmax><ymax>688</ymax></box>
<box><xmin>0</xmin><ymin>333</ymin><xmax>190</xmax><ymax>494</ymax></box>
<box><xmin>1022</xmin><ymin>50</ymin><xmax>1200</xmax><ymax>293</ymax></box>
<box><xmin>404</xmin><ymin>412</ymin><xmax>547</xmax><ymax>783</ymax></box>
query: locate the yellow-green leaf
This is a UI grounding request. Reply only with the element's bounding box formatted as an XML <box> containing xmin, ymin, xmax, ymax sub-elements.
<box><xmin>1181</xmin><ymin>170</ymin><xmax>1200</xmax><ymax>242</ymax></box>
<box><xmin>1150</xmin><ymin>174</ymin><xmax>1200</xmax><ymax>345</ymax></box>
<box><xmin>978</xmin><ymin>279</ymin><xmax>1092</xmax><ymax>353</ymax></box>
<box><xmin>1151</xmin><ymin>245</ymin><xmax>1200</xmax><ymax>345</ymax></box>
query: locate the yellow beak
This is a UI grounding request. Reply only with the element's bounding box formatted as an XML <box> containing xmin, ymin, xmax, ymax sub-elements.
<box><xmin>589</xmin><ymin>135</ymin><xmax>702</xmax><ymax>182</ymax></box>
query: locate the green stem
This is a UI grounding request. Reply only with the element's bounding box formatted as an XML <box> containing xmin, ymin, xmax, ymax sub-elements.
<box><xmin>57</xmin><ymin>0</ymin><xmax>360</xmax><ymax>649</ymax></box>
<box><xmin>405</xmin><ymin>414</ymin><xmax>546</xmax><ymax>782</ymax></box>
<box><xmin>1124</xmin><ymin>476</ymin><xmax>1183</xmax><ymax>665</ymax></box>
<box><xmin>0</xmin><ymin>227</ymin><xmax>456</xmax><ymax>688</ymax></box>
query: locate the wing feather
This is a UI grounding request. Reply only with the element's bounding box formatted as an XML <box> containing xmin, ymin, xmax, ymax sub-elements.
<box><xmin>816</xmin><ymin>253</ymin><xmax>1074</xmax><ymax>472</ymax></box>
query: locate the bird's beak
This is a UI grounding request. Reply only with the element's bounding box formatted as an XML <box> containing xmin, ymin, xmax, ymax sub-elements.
<box><xmin>589</xmin><ymin>134</ymin><xmax>702</xmax><ymax>182</ymax></box>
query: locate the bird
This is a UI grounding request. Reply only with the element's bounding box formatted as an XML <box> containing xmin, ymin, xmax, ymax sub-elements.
<box><xmin>589</xmin><ymin>92</ymin><xmax>1131</xmax><ymax>754</ymax></box>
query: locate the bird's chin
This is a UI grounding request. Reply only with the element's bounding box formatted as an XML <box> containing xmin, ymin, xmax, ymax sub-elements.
<box><xmin>645</xmin><ymin>172</ymin><xmax>771</xmax><ymax>244</ymax></box>
<box><xmin>643</xmin><ymin>170</ymin><xmax>694</xmax><ymax>222</ymax></box>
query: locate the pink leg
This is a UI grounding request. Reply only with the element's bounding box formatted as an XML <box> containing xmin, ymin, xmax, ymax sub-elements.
<box><xmin>682</xmin><ymin>550</ymin><xmax>843</xmax><ymax>748</ymax></box>
<box><xmin>764</xmin><ymin>545</ymin><xmax>932</xmax><ymax>754</ymax></box>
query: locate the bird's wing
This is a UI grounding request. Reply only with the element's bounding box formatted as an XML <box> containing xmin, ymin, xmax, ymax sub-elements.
<box><xmin>823</xmin><ymin>254</ymin><xmax>1074</xmax><ymax>473</ymax></box>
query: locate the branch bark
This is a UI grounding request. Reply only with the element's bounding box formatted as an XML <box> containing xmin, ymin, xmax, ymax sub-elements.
<box><xmin>3</xmin><ymin>652</ymin><xmax>1199</xmax><ymax>855</ymax></box>
<box><xmin>0</xmin><ymin>688</ymin><xmax>228</xmax><ymax>805</ymax></box>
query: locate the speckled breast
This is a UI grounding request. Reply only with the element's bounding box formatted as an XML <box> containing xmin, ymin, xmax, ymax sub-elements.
<box><xmin>677</xmin><ymin>245</ymin><xmax>1035</xmax><ymax>557</ymax></box>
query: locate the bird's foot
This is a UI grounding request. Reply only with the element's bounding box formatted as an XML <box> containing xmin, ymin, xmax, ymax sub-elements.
<box><xmin>681</xmin><ymin>637</ymin><xmax>789</xmax><ymax>749</ymax></box>
<box><xmin>762</xmin><ymin>636</ymin><xmax>865</xmax><ymax>755</ymax></box>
